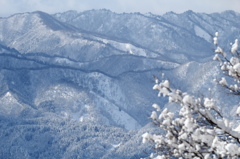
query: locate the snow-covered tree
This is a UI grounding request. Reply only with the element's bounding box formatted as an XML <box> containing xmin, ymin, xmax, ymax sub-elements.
<box><xmin>142</xmin><ymin>33</ymin><xmax>240</xmax><ymax>159</ymax></box>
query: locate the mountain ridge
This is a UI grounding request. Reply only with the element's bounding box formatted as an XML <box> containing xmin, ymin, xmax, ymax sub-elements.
<box><xmin>0</xmin><ymin>9</ymin><xmax>239</xmax><ymax>158</ymax></box>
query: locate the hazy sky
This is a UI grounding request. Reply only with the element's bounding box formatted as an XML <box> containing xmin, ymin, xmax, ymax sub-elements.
<box><xmin>0</xmin><ymin>0</ymin><xmax>240</xmax><ymax>17</ymax></box>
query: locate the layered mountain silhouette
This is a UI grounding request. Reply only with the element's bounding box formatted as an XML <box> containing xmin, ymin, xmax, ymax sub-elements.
<box><xmin>0</xmin><ymin>10</ymin><xmax>239</xmax><ymax>158</ymax></box>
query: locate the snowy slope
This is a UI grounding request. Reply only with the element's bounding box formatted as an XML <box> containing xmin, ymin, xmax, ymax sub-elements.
<box><xmin>0</xmin><ymin>11</ymin><xmax>166</xmax><ymax>62</ymax></box>
<box><xmin>162</xmin><ymin>10</ymin><xmax>240</xmax><ymax>46</ymax></box>
<box><xmin>53</xmin><ymin>9</ymin><xmax>213</xmax><ymax>63</ymax></box>
<box><xmin>0</xmin><ymin>9</ymin><xmax>239</xmax><ymax>158</ymax></box>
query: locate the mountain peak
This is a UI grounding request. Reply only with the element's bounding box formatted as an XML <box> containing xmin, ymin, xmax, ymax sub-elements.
<box><xmin>32</xmin><ymin>11</ymin><xmax>76</xmax><ymax>31</ymax></box>
<box><xmin>182</xmin><ymin>10</ymin><xmax>197</xmax><ymax>16</ymax></box>
<box><xmin>0</xmin><ymin>91</ymin><xmax>26</xmax><ymax>115</ymax></box>
<box><xmin>5</xmin><ymin>10</ymin><xmax>76</xmax><ymax>32</ymax></box>
<box><xmin>220</xmin><ymin>10</ymin><xmax>240</xmax><ymax>17</ymax></box>
<box><xmin>0</xmin><ymin>9</ymin><xmax>240</xmax><ymax>158</ymax></box>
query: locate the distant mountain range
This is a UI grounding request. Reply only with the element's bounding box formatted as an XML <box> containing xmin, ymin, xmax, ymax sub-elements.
<box><xmin>0</xmin><ymin>9</ymin><xmax>239</xmax><ymax>158</ymax></box>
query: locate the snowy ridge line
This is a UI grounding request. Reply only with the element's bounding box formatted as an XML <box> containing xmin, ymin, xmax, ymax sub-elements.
<box><xmin>0</xmin><ymin>60</ymin><xmax>175</xmax><ymax>79</ymax></box>
<box><xmin>217</xmin><ymin>11</ymin><xmax>240</xmax><ymax>26</ymax></box>
<box><xmin>24</xmin><ymin>50</ymin><xmax>165</xmax><ymax>64</ymax></box>
<box><xmin>25</xmin><ymin>11</ymin><xmax>167</xmax><ymax>60</ymax></box>
<box><xmin>0</xmin><ymin>44</ymin><xmax>20</xmax><ymax>54</ymax></box>
<box><xmin>2</xmin><ymin>88</ymin><xmax>37</xmax><ymax>110</ymax></box>
<box><xmin>0</xmin><ymin>53</ymin><xmax>115</xmax><ymax>79</ymax></box>
<box><xmin>35</xmin><ymin>11</ymin><xmax>79</xmax><ymax>32</ymax></box>
<box><xmin>0</xmin><ymin>53</ymin><xmax>47</xmax><ymax>64</ymax></box>
<box><xmin>0</xmin><ymin>53</ymin><xmax>178</xmax><ymax>77</ymax></box>
<box><xmin>70</xmin><ymin>32</ymin><xmax>170</xmax><ymax>62</ymax></box>
<box><xmin>52</xmin><ymin>9</ymin><xmax>214</xmax><ymax>58</ymax></box>
<box><xmin>141</xmin><ymin>13</ymin><xmax>185</xmax><ymax>32</ymax></box>
<box><xmin>25</xmin><ymin>53</ymin><xmax>81</xmax><ymax>63</ymax></box>
<box><xmin>88</xmin><ymin>54</ymin><xmax>179</xmax><ymax>65</ymax></box>
<box><xmin>0</xmin><ymin>65</ymin><xmax>118</xmax><ymax>79</ymax></box>
<box><xmin>144</xmin><ymin>12</ymin><xmax>185</xmax><ymax>31</ymax></box>
<box><xmin>116</xmin><ymin>67</ymin><xmax>175</xmax><ymax>77</ymax></box>
<box><xmin>24</xmin><ymin>51</ymin><xmax>178</xmax><ymax>71</ymax></box>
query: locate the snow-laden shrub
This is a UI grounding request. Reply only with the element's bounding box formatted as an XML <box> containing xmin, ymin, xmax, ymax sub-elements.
<box><xmin>143</xmin><ymin>32</ymin><xmax>240</xmax><ymax>159</ymax></box>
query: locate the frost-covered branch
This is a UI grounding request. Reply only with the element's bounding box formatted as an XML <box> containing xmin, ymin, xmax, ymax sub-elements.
<box><xmin>213</xmin><ymin>32</ymin><xmax>240</xmax><ymax>94</ymax></box>
<box><xmin>143</xmin><ymin>33</ymin><xmax>240</xmax><ymax>159</ymax></box>
<box><xmin>144</xmin><ymin>78</ymin><xmax>240</xmax><ymax>158</ymax></box>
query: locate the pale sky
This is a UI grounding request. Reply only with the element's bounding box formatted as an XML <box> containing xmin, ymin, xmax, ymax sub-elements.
<box><xmin>0</xmin><ymin>0</ymin><xmax>240</xmax><ymax>17</ymax></box>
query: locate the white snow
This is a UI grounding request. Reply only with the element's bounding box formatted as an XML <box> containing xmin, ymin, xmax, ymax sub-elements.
<box><xmin>142</xmin><ymin>132</ymin><xmax>151</xmax><ymax>144</ymax></box>
<box><xmin>213</xmin><ymin>37</ymin><xmax>218</xmax><ymax>45</ymax></box>
<box><xmin>215</xmin><ymin>47</ymin><xmax>223</xmax><ymax>54</ymax></box>
<box><xmin>219</xmin><ymin>77</ymin><xmax>228</xmax><ymax>86</ymax></box>
<box><xmin>233</xmin><ymin>63</ymin><xmax>240</xmax><ymax>74</ymax></box>
<box><xmin>231</xmin><ymin>39</ymin><xmax>238</xmax><ymax>54</ymax></box>
<box><xmin>182</xmin><ymin>95</ymin><xmax>195</xmax><ymax>106</ymax></box>
<box><xmin>194</xmin><ymin>25</ymin><xmax>211</xmax><ymax>42</ymax></box>
<box><xmin>204</xmin><ymin>98</ymin><xmax>215</xmax><ymax>109</ymax></box>
<box><xmin>152</xmin><ymin>103</ymin><xmax>161</xmax><ymax>112</ymax></box>
<box><xmin>236</xmin><ymin>106</ymin><xmax>240</xmax><ymax>116</ymax></box>
<box><xmin>0</xmin><ymin>92</ymin><xmax>25</xmax><ymax>115</ymax></box>
<box><xmin>150</xmin><ymin>111</ymin><xmax>157</xmax><ymax>120</ymax></box>
<box><xmin>125</xmin><ymin>43</ymin><xmax>133</xmax><ymax>54</ymax></box>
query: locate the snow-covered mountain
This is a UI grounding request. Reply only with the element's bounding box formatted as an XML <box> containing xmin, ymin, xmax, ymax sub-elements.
<box><xmin>0</xmin><ymin>9</ymin><xmax>239</xmax><ymax>158</ymax></box>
